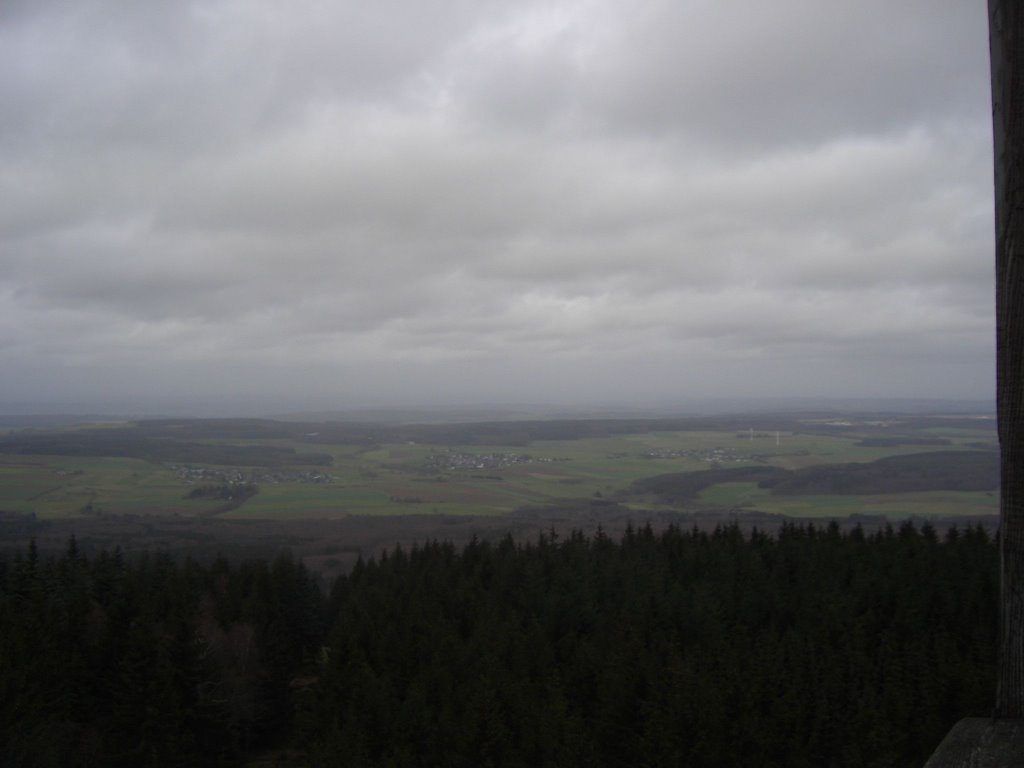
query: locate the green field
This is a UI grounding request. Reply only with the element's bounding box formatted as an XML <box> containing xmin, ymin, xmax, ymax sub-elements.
<box><xmin>0</xmin><ymin>418</ymin><xmax>999</xmax><ymax>520</ymax></box>
<box><xmin>697</xmin><ymin>481</ymin><xmax>998</xmax><ymax>518</ymax></box>
<box><xmin>0</xmin><ymin>455</ymin><xmax>225</xmax><ymax>518</ymax></box>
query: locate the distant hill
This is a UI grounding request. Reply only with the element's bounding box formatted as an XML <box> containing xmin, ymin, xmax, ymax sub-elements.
<box><xmin>0</xmin><ymin>396</ymin><xmax>995</xmax><ymax>423</ymax></box>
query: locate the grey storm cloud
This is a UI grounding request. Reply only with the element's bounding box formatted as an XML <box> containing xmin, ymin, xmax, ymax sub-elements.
<box><xmin>0</xmin><ymin>0</ymin><xmax>996</xmax><ymax>413</ymax></box>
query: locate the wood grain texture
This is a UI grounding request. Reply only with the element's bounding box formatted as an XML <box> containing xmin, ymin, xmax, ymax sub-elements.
<box><xmin>991</xmin><ymin>0</ymin><xmax>1024</xmax><ymax>718</ymax></box>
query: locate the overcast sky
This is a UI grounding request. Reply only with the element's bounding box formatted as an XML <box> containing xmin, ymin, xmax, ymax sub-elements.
<box><xmin>0</xmin><ymin>0</ymin><xmax>996</xmax><ymax>416</ymax></box>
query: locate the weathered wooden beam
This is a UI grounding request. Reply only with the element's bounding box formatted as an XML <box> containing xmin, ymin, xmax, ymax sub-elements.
<box><xmin>991</xmin><ymin>0</ymin><xmax>1024</xmax><ymax>720</ymax></box>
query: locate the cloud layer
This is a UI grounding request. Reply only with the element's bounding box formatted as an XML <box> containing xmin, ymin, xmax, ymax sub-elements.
<box><xmin>0</xmin><ymin>0</ymin><xmax>995</xmax><ymax>413</ymax></box>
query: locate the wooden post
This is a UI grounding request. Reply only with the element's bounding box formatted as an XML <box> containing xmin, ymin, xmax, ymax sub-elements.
<box><xmin>991</xmin><ymin>0</ymin><xmax>1024</xmax><ymax>719</ymax></box>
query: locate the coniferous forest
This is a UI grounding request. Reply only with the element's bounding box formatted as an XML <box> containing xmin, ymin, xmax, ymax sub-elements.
<box><xmin>0</xmin><ymin>522</ymin><xmax>997</xmax><ymax>767</ymax></box>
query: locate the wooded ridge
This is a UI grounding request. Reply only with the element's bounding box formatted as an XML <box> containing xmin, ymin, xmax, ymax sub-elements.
<box><xmin>1</xmin><ymin>522</ymin><xmax>996</xmax><ymax>767</ymax></box>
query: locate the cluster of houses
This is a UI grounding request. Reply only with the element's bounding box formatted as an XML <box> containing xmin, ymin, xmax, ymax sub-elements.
<box><xmin>636</xmin><ymin>447</ymin><xmax>750</xmax><ymax>463</ymax></box>
<box><xmin>168</xmin><ymin>464</ymin><xmax>335</xmax><ymax>485</ymax></box>
<box><xmin>425</xmin><ymin>451</ymin><xmax>564</xmax><ymax>472</ymax></box>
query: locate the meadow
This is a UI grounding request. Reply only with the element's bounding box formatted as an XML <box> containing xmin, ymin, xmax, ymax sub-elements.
<box><xmin>0</xmin><ymin>414</ymin><xmax>998</xmax><ymax>521</ymax></box>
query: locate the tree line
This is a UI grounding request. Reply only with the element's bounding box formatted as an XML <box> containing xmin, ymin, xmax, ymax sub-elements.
<box><xmin>0</xmin><ymin>541</ymin><xmax>325</xmax><ymax>766</ymax></box>
<box><xmin>630</xmin><ymin>450</ymin><xmax>998</xmax><ymax>502</ymax></box>
<box><xmin>1</xmin><ymin>521</ymin><xmax>998</xmax><ymax>766</ymax></box>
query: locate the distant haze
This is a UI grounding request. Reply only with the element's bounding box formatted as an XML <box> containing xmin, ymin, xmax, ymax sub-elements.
<box><xmin>0</xmin><ymin>1</ymin><xmax>995</xmax><ymax>416</ymax></box>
